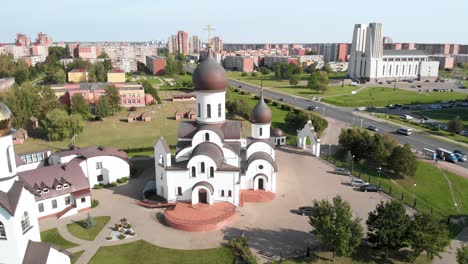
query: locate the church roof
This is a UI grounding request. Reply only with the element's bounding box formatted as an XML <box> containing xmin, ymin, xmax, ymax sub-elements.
<box><xmin>158</xmin><ymin>137</ymin><xmax>171</xmax><ymax>153</ymax></box>
<box><xmin>178</xmin><ymin>120</ymin><xmax>242</xmax><ymax>140</ymax></box>
<box><xmin>18</xmin><ymin>162</ymin><xmax>90</xmax><ymax>201</ymax></box>
<box><xmin>52</xmin><ymin>146</ymin><xmax>128</xmax><ymax>160</ymax></box>
<box><xmin>250</xmin><ymin>91</ymin><xmax>272</xmax><ymax>124</ymax></box>
<box><xmin>247</xmin><ymin>152</ymin><xmax>278</xmax><ymax>172</ymax></box>
<box><xmin>382</xmin><ymin>49</ymin><xmax>429</xmax><ymax>57</ymax></box>
<box><xmin>192</xmin><ymin>142</ymin><xmax>224</xmax><ymax>167</ymax></box>
<box><xmin>23</xmin><ymin>240</ymin><xmax>71</xmax><ymax>264</ymax></box>
<box><xmin>271</xmin><ymin>127</ymin><xmax>285</xmax><ymax>137</ymax></box>
<box><xmin>247</xmin><ymin>138</ymin><xmax>275</xmax><ymax>148</ymax></box>
<box><xmin>192</xmin><ymin>48</ymin><xmax>227</xmax><ymax>92</ymax></box>
<box><xmin>0</xmin><ymin>181</ymin><xmax>29</xmax><ymax>216</ymax></box>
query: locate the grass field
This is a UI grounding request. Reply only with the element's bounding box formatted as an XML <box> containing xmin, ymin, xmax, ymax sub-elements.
<box><xmin>275</xmin><ymin>246</ymin><xmax>430</xmax><ymax>264</ymax></box>
<box><xmin>272</xmin><ymin>85</ymin><xmax>359</xmax><ymax>98</ymax></box>
<box><xmin>40</xmin><ymin>228</ymin><xmax>79</xmax><ymax>249</ymax></box>
<box><xmin>66</xmin><ymin>216</ymin><xmax>110</xmax><ymax>241</ymax></box>
<box><xmin>331</xmin><ymin>155</ymin><xmax>468</xmax><ymax>219</ymax></box>
<box><xmin>413</xmin><ymin>108</ymin><xmax>468</xmax><ymax>126</ymax></box>
<box><xmin>71</xmin><ymin>250</ymin><xmax>84</xmax><ymax>264</ymax></box>
<box><xmin>322</xmin><ymin>87</ymin><xmax>468</xmax><ymax>107</ymax></box>
<box><xmin>89</xmin><ymin>240</ymin><xmax>235</xmax><ymax>264</ymax></box>
<box><xmin>228</xmin><ymin>71</ymin><xmax>304</xmax><ymax>87</ymax></box>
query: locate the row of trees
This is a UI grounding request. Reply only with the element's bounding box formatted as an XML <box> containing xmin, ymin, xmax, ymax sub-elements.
<box><xmin>164</xmin><ymin>53</ymin><xmax>185</xmax><ymax>75</ymax></box>
<box><xmin>0</xmin><ymin>54</ymin><xmax>40</xmax><ymax>85</ymax></box>
<box><xmin>339</xmin><ymin>128</ymin><xmax>418</xmax><ymax>177</ymax></box>
<box><xmin>310</xmin><ymin>196</ymin><xmax>451</xmax><ymax>263</ymax></box>
<box><xmin>284</xmin><ymin>110</ymin><xmax>327</xmax><ymax>135</ymax></box>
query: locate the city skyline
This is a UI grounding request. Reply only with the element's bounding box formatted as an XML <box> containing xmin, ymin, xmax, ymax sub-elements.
<box><xmin>1</xmin><ymin>0</ymin><xmax>467</xmax><ymax>44</ymax></box>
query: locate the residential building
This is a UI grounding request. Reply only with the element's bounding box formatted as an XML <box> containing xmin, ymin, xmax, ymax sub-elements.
<box><xmin>190</xmin><ymin>36</ymin><xmax>202</xmax><ymax>53</ymax></box>
<box><xmin>15</xmin><ymin>33</ymin><xmax>31</xmax><ymax>46</ymax></box>
<box><xmin>453</xmin><ymin>54</ymin><xmax>468</xmax><ymax>65</ymax></box>
<box><xmin>146</xmin><ymin>56</ymin><xmax>166</xmax><ymax>75</ymax></box>
<box><xmin>168</xmin><ymin>31</ymin><xmax>189</xmax><ymax>54</ymax></box>
<box><xmin>107</xmin><ymin>68</ymin><xmax>126</xmax><ymax>83</ymax></box>
<box><xmin>68</xmin><ymin>69</ymin><xmax>89</xmax><ymax>83</ymax></box>
<box><xmin>30</xmin><ymin>45</ymin><xmax>48</xmax><ymax>56</ymax></box>
<box><xmin>263</xmin><ymin>56</ymin><xmax>298</xmax><ymax>68</ymax></box>
<box><xmin>223</xmin><ymin>56</ymin><xmax>254</xmax><ymax>72</ymax></box>
<box><xmin>429</xmin><ymin>55</ymin><xmax>455</xmax><ymax>69</ymax></box>
<box><xmin>348</xmin><ymin>23</ymin><xmax>439</xmax><ymax>82</ymax></box>
<box><xmin>73</xmin><ymin>45</ymin><xmax>100</xmax><ymax>59</ymax></box>
<box><xmin>0</xmin><ymin>78</ymin><xmax>15</xmax><ymax>91</ymax></box>
<box><xmin>211</xmin><ymin>36</ymin><xmax>223</xmax><ymax>53</ymax></box>
<box><xmin>36</xmin><ymin>32</ymin><xmax>53</xmax><ymax>46</ymax></box>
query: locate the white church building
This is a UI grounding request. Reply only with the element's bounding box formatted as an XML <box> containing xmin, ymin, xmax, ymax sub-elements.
<box><xmin>154</xmin><ymin>49</ymin><xmax>278</xmax><ymax>207</ymax></box>
<box><xmin>0</xmin><ymin>102</ymin><xmax>71</xmax><ymax>264</ymax></box>
<box><xmin>348</xmin><ymin>22</ymin><xmax>439</xmax><ymax>82</ymax></box>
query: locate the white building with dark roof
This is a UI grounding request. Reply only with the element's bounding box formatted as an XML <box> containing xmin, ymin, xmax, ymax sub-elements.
<box><xmin>154</xmin><ymin>49</ymin><xmax>278</xmax><ymax>207</ymax></box>
<box><xmin>348</xmin><ymin>23</ymin><xmax>439</xmax><ymax>82</ymax></box>
<box><xmin>0</xmin><ymin>102</ymin><xmax>71</xmax><ymax>264</ymax></box>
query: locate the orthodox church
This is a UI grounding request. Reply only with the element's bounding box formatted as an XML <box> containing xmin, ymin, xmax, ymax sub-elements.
<box><xmin>154</xmin><ymin>49</ymin><xmax>278</xmax><ymax>207</ymax></box>
<box><xmin>0</xmin><ymin>103</ymin><xmax>71</xmax><ymax>264</ymax></box>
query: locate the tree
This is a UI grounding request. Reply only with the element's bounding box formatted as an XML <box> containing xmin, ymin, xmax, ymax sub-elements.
<box><xmin>104</xmin><ymin>85</ymin><xmax>121</xmax><ymax>113</ymax></box>
<box><xmin>305</xmin><ymin>63</ymin><xmax>316</xmax><ymax>73</ymax></box>
<box><xmin>142</xmin><ymin>80</ymin><xmax>161</xmax><ymax>104</ymax></box>
<box><xmin>448</xmin><ymin>117</ymin><xmax>464</xmax><ymax>134</ymax></box>
<box><xmin>84</xmin><ymin>213</ymin><xmax>96</xmax><ymax>229</ymax></box>
<box><xmin>70</xmin><ymin>94</ymin><xmax>90</xmax><ymax>120</ymax></box>
<box><xmin>259</xmin><ymin>67</ymin><xmax>271</xmax><ymax>75</ymax></box>
<box><xmin>388</xmin><ymin>144</ymin><xmax>417</xmax><ymax>177</ymax></box>
<box><xmin>366</xmin><ymin>201</ymin><xmax>411</xmax><ymax>262</ymax></box>
<box><xmin>322</xmin><ymin>63</ymin><xmax>332</xmax><ymax>73</ymax></box>
<box><xmin>165</xmin><ymin>54</ymin><xmax>175</xmax><ymax>75</ymax></box>
<box><xmin>241</xmin><ymin>72</ymin><xmax>248</xmax><ymax>77</ymax></box>
<box><xmin>251</xmin><ymin>71</ymin><xmax>258</xmax><ymax>77</ymax></box>
<box><xmin>408</xmin><ymin>212</ymin><xmax>450</xmax><ymax>262</ymax></box>
<box><xmin>42</xmin><ymin>109</ymin><xmax>83</xmax><ymax>141</ymax></box>
<box><xmin>289</xmin><ymin>75</ymin><xmax>299</xmax><ymax>87</ymax></box>
<box><xmin>94</xmin><ymin>62</ymin><xmax>106</xmax><ymax>82</ymax></box>
<box><xmin>96</xmin><ymin>96</ymin><xmax>111</xmax><ymax>118</ymax></box>
<box><xmin>14</xmin><ymin>59</ymin><xmax>30</xmax><ymax>85</ymax></box>
<box><xmin>309</xmin><ymin>196</ymin><xmax>363</xmax><ymax>262</ymax></box>
<box><xmin>284</xmin><ymin>111</ymin><xmax>309</xmax><ymax>131</ymax></box>
<box><xmin>68</xmin><ymin>114</ymin><xmax>84</xmax><ymax>136</ymax></box>
<box><xmin>54</xmin><ymin>69</ymin><xmax>66</xmax><ymax>84</ymax></box>
<box><xmin>457</xmin><ymin>245</ymin><xmax>468</xmax><ymax>264</ymax></box>
<box><xmin>308</xmin><ymin>71</ymin><xmax>328</xmax><ymax>94</ymax></box>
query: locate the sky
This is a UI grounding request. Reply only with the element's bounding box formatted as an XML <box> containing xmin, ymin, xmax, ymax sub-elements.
<box><xmin>1</xmin><ymin>0</ymin><xmax>467</xmax><ymax>44</ymax></box>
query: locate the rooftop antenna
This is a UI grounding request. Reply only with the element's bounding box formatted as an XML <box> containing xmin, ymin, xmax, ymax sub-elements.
<box><xmin>204</xmin><ymin>24</ymin><xmax>215</xmax><ymax>47</ymax></box>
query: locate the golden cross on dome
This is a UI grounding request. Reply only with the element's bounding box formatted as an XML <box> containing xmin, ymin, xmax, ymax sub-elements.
<box><xmin>204</xmin><ymin>24</ymin><xmax>215</xmax><ymax>45</ymax></box>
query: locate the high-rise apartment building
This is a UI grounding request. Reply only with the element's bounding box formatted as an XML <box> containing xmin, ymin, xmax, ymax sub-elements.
<box><xmin>36</xmin><ymin>32</ymin><xmax>53</xmax><ymax>46</ymax></box>
<box><xmin>168</xmin><ymin>31</ymin><xmax>188</xmax><ymax>54</ymax></box>
<box><xmin>189</xmin><ymin>36</ymin><xmax>202</xmax><ymax>53</ymax></box>
<box><xmin>211</xmin><ymin>36</ymin><xmax>223</xmax><ymax>52</ymax></box>
<box><xmin>15</xmin><ymin>33</ymin><xmax>31</xmax><ymax>46</ymax></box>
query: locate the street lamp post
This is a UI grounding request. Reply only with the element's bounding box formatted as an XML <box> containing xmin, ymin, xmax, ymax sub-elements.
<box><xmin>360</xmin><ymin>119</ymin><xmax>363</xmax><ymax>128</ymax></box>
<box><xmin>412</xmin><ymin>184</ymin><xmax>417</xmax><ymax>201</ymax></box>
<box><xmin>328</xmin><ymin>144</ymin><xmax>331</xmax><ymax>158</ymax></box>
<box><xmin>351</xmin><ymin>155</ymin><xmax>355</xmax><ymax>172</ymax></box>
<box><xmin>377</xmin><ymin>167</ymin><xmax>382</xmax><ymax>187</ymax></box>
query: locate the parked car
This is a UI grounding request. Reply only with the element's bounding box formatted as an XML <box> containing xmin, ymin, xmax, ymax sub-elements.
<box><xmin>334</xmin><ymin>167</ymin><xmax>351</xmax><ymax>176</ymax></box>
<box><xmin>278</xmin><ymin>98</ymin><xmax>283</xmax><ymax>101</ymax></box>
<box><xmin>367</xmin><ymin>125</ymin><xmax>379</xmax><ymax>132</ymax></box>
<box><xmin>298</xmin><ymin>206</ymin><xmax>317</xmax><ymax>216</ymax></box>
<box><xmin>356</xmin><ymin>106</ymin><xmax>367</xmax><ymax>111</ymax></box>
<box><xmin>453</xmin><ymin>150</ymin><xmax>467</xmax><ymax>158</ymax></box>
<box><xmin>350</xmin><ymin>82</ymin><xmax>360</xmax><ymax>86</ymax></box>
<box><xmin>387</xmin><ymin>104</ymin><xmax>396</xmax><ymax>109</ymax></box>
<box><xmin>458</xmin><ymin>130</ymin><xmax>468</xmax><ymax>136</ymax></box>
<box><xmin>400</xmin><ymin>115</ymin><xmax>414</xmax><ymax>120</ymax></box>
<box><xmin>350</xmin><ymin>178</ymin><xmax>369</xmax><ymax>187</ymax></box>
<box><xmin>359</xmin><ymin>185</ymin><xmax>381</xmax><ymax>192</ymax></box>
<box><xmin>454</xmin><ymin>153</ymin><xmax>467</xmax><ymax>162</ymax></box>
<box><xmin>367</xmin><ymin>106</ymin><xmax>376</xmax><ymax>111</ymax></box>
<box><xmin>402</xmin><ymin>105</ymin><xmax>411</xmax><ymax>109</ymax></box>
<box><xmin>394</xmin><ymin>104</ymin><xmax>403</xmax><ymax>108</ymax></box>
<box><xmin>307</xmin><ymin>105</ymin><xmax>318</xmax><ymax>110</ymax></box>
<box><xmin>397</xmin><ymin>127</ymin><xmax>413</xmax><ymax>135</ymax></box>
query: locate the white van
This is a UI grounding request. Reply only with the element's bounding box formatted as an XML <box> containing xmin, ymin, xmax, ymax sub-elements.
<box><xmin>397</xmin><ymin>127</ymin><xmax>413</xmax><ymax>135</ymax></box>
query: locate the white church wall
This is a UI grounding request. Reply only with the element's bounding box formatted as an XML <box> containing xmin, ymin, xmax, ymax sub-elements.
<box><xmin>36</xmin><ymin>193</ymin><xmax>73</xmax><ymax>219</ymax></box>
<box><xmin>74</xmin><ymin>195</ymin><xmax>91</xmax><ymax>211</ymax></box>
<box><xmin>47</xmin><ymin>246</ymin><xmax>71</xmax><ymax>264</ymax></box>
<box><xmin>192</xmin><ymin>130</ymin><xmax>223</xmax><ymax>147</ymax></box>
<box><xmin>420</xmin><ymin>61</ymin><xmax>439</xmax><ymax>78</ymax></box>
<box><xmin>251</xmin><ymin>124</ymin><xmax>270</xmax><ymax>139</ymax></box>
<box><xmin>0</xmin><ymin>187</ymin><xmax>40</xmax><ymax>264</ymax></box>
<box><xmin>221</xmin><ymin>147</ymin><xmax>239</xmax><ymax>167</ymax></box>
<box><xmin>80</xmin><ymin>156</ymin><xmax>129</xmax><ymax>187</ymax></box>
<box><xmin>196</xmin><ymin>91</ymin><xmax>226</xmax><ymax>124</ymax></box>
<box><xmin>246</xmin><ymin>142</ymin><xmax>275</xmax><ymax>160</ymax></box>
<box><xmin>243</xmin><ymin>160</ymin><xmax>276</xmax><ymax>191</ymax></box>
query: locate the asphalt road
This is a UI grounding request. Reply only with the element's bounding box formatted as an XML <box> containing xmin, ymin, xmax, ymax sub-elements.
<box><xmin>185</xmin><ymin>65</ymin><xmax>468</xmax><ymax>169</ymax></box>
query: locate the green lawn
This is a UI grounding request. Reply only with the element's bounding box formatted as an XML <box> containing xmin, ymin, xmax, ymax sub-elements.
<box><xmin>276</xmin><ymin>246</ymin><xmax>430</xmax><ymax>264</ymax></box>
<box><xmin>272</xmin><ymin>85</ymin><xmax>359</xmax><ymax>98</ymax></box>
<box><xmin>330</xmin><ymin>156</ymin><xmax>468</xmax><ymax>219</ymax></box>
<box><xmin>71</xmin><ymin>250</ymin><xmax>84</xmax><ymax>264</ymax></box>
<box><xmin>89</xmin><ymin>240</ymin><xmax>235</xmax><ymax>264</ymax></box>
<box><xmin>322</xmin><ymin>87</ymin><xmax>468</xmax><ymax>107</ymax></box>
<box><xmin>66</xmin><ymin>216</ymin><xmax>110</xmax><ymax>241</ymax></box>
<box><xmin>413</xmin><ymin>109</ymin><xmax>468</xmax><ymax>126</ymax></box>
<box><xmin>40</xmin><ymin>228</ymin><xmax>79</xmax><ymax>249</ymax></box>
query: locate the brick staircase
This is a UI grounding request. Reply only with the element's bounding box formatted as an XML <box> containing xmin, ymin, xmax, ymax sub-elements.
<box><xmin>57</xmin><ymin>205</ymin><xmax>77</xmax><ymax>219</ymax></box>
<box><xmin>240</xmin><ymin>190</ymin><xmax>275</xmax><ymax>204</ymax></box>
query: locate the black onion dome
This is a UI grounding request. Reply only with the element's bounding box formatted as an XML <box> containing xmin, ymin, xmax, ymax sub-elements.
<box><xmin>271</xmin><ymin>127</ymin><xmax>285</xmax><ymax>137</ymax></box>
<box><xmin>250</xmin><ymin>92</ymin><xmax>272</xmax><ymax>124</ymax></box>
<box><xmin>192</xmin><ymin>49</ymin><xmax>227</xmax><ymax>91</ymax></box>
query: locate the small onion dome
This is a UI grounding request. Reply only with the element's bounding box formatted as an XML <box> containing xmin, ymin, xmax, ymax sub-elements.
<box><xmin>250</xmin><ymin>92</ymin><xmax>272</xmax><ymax>124</ymax></box>
<box><xmin>192</xmin><ymin>48</ymin><xmax>227</xmax><ymax>92</ymax></box>
<box><xmin>271</xmin><ymin>127</ymin><xmax>285</xmax><ymax>137</ymax></box>
<box><xmin>0</xmin><ymin>102</ymin><xmax>12</xmax><ymax>137</ymax></box>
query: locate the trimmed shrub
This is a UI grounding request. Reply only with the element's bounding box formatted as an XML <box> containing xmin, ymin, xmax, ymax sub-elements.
<box><xmin>118</xmin><ymin>234</ymin><xmax>126</xmax><ymax>240</ymax></box>
<box><xmin>106</xmin><ymin>236</ymin><xmax>112</xmax><ymax>240</ymax></box>
<box><xmin>91</xmin><ymin>199</ymin><xmax>99</xmax><ymax>208</ymax></box>
<box><xmin>264</xmin><ymin>98</ymin><xmax>270</xmax><ymax>103</ymax></box>
<box><xmin>93</xmin><ymin>184</ymin><xmax>104</xmax><ymax>189</ymax></box>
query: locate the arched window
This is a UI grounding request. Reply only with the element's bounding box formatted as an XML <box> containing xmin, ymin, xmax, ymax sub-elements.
<box><xmin>228</xmin><ymin>190</ymin><xmax>232</xmax><ymax>197</ymax></box>
<box><xmin>0</xmin><ymin>221</ymin><xmax>6</xmax><ymax>239</ymax></box>
<box><xmin>200</xmin><ymin>162</ymin><xmax>205</xmax><ymax>173</ymax></box>
<box><xmin>205</xmin><ymin>133</ymin><xmax>210</xmax><ymax>141</ymax></box>
<box><xmin>197</xmin><ymin>103</ymin><xmax>201</xmax><ymax>117</ymax></box>
<box><xmin>191</xmin><ymin>167</ymin><xmax>196</xmax><ymax>177</ymax></box>
<box><xmin>21</xmin><ymin>212</ymin><xmax>31</xmax><ymax>233</ymax></box>
<box><xmin>221</xmin><ymin>190</ymin><xmax>225</xmax><ymax>197</ymax></box>
<box><xmin>218</xmin><ymin>103</ymin><xmax>222</xmax><ymax>117</ymax></box>
<box><xmin>259</xmin><ymin>127</ymin><xmax>263</xmax><ymax>136</ymax></box>
<box><xmin>210</xmin><ymin>167</ymin><xmax>214</xmax><ymax>178</ymax></box>
<box><xmin>6</xmin><ymin>146</ymin><xmax>12</xmax><ymax>173</ymax></box>
<box><xmin>177</xmin><ymin>187</ymin><xmax>182</xmax><ymax>196</ymax></box>
<box><xmin>207</xmin><ymin>104</ymin><xmax>211</xmax><ymax>118</ymax></box>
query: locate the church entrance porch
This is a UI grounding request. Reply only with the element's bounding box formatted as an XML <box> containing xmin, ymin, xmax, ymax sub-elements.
<box><xmin>198</xmin><ymin>189</ymin><xmax>208</xmax><ymax>204</ymax></box>
<box><xmin>254</xmin><ymin>174</ymin><xmax>268</xmax><ymax>191</ymax></box>
<box><xmin>258</xmin><ymin>178</ymin><xmax>264</xmax><ymax>190</ymax></box>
